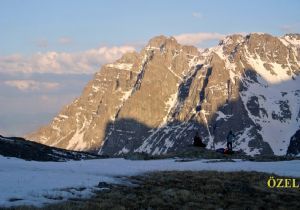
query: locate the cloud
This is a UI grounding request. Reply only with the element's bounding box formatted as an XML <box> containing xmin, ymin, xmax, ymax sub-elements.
<box><xmin>4</xmin><ymin>80</ymin><xmax>60</xmax><ymax>91</ymax></box>
<box><xmin>174</xmin><ymin>32</ymin><xmax>226</xmax><ymax>46</ymax></box>
<box><xmin>0</xmin><ymin>45</ymin><xmax>136</xmax><ymax>75</ymax></box>
<box><xmin>192</xmin><ymin>12</ymin><xmax>203</xmax><ymax>19</ymax></box>
<box><xmin>58</xmin><ymin>37</ymin><xmax>72</xmax><ymax>45</ymax></box>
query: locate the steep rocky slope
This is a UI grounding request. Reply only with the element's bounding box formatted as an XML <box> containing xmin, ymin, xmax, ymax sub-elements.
<box><xmin>27</xmin><ymin>33</ymin><xmax>300</xmax><ymax>156</ymax></box>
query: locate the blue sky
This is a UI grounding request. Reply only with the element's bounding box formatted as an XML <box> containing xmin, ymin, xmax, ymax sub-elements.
<box><xmin>1</xmin><ymin>0</ymin><xmax>299</xmax><ymax>54</ymax></box>
<box><xmin>0</xmin><ymin>0</ymin><xmax>299</xmax><ymax>136</ymax></box>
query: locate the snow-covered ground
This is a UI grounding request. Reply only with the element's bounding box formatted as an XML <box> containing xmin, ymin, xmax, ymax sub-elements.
<box><xmin>0</xmin><ymin>155</ymin><xmax>299</xmax><ymax>207</ymax></box>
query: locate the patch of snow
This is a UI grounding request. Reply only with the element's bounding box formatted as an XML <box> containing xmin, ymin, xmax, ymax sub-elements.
<box><xmin>244</xmin><ymin>46</ymin><xmax>293</xmax><ymax>84</ymax></box>
<box><xmin>200</xmin><ymin>110</ymin><xmax>214</xmax><ymax>149</ymax></box>
<box><xmin>215</xmin><ymin>111</ymin><xmax>233</xmax><ymax>121</ymax></box>
<box><xmin>240</xmin><ymin>74</ymin><xmax>300</xmax><ymax>155</ymax></box>
<box><xmin>163</xmin><ymin>138</ymin><xmax>175</xmax><ymax>151</ymax></box>
<box><xmin>161</xmin><ymin>92</ymin><xmax>178</xmax><ymax>126</ymax></box>
<box><xmin>120</xmin><ymin>90</ymin><xmax>132</xmax><ymax>102</ymax></box>
<box><xmin>235</xmin><ymin>126</ymin><xmax>261</xmax><ymax>156</ymax></box>
<box><xmin>145</xmin><ymin>46</ymin><xmax>160</xmax><ymax>51</ymax></box>
<box><xmin>167</xmin><ymin>66</ymin><xmax>183</xmax><ymax>81</ymax></box>
<box><xmin>66</xmin><ymin>115</ymin><xmax>90</xmax><ymax>151</ymax></box>
<box><xmin>210</xmin><ymin>44</ymin><xmax>238</xmax><ymax>83</ymax></box>
<box><xmin>106</xmin><ymin>63</ymin><xmax>133</xmax><ymax>71</ymax></box>
<box><xmin>51</xmin><ymin>149</ymin><xmax>70</xmax><ymax>157</ymax></box>
<box><xmin>0</xmin><ymin>156</ymin><xmax>299</xmax><ymax>207</ymax></box>
<box><xmin>91</xmin><ymin>85</ymin><xmax>100</xmax><ymax>92</ymax></box>
<box><xmin>118</xmin><ymin>147</ymin><xmax>130</xmax><ymax>155</ymax></box>
<box><xmin>279</xmin><ymin>38</ymin><xmax>290</xmax><ymax>47</ymax></box>
<box><xmin>51</xmin><ymin>125</ymin><xmax>61</xmax><ymax>132</ymax></box>
<box><xmin>282</xmin><ymin>35</ymin><xmax>300</xmax><ymax>46</ymax></box>
<box><xmin>58</xmin><ymin>114</ymin><xmax>69</xmax><ymax>119</ymax></box>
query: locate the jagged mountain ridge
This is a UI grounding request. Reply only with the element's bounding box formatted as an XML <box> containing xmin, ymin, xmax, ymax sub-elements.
<box><xmin>27</xmin><ymin>33</ymin><xmax>300</xmax><ymax>156</ymax></box>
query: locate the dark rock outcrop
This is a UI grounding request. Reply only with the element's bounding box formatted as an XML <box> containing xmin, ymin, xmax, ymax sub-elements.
<box><xmin>287</xmin><ymin>130</ymin><xmax>300</xmax><ymax>156</ymax></box>
<box><xmin>0</xmin><ymin>135</ymin><xmax>101</xmax><ymax>161</ymax></box>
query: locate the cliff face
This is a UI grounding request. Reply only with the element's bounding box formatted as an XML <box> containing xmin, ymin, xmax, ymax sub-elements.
<box><xmin>27</xmin><ymin>33</ymin><xmax>300</xmax><ymax>156</ymax></box>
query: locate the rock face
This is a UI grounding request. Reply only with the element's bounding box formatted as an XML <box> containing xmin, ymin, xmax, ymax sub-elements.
<box><xmin>27</xmin><ymin>33</ymin><xmax>300</xmax><ymax>156</ymax></box>
<box><xmin>287</xmin><ymin>130</ymin><xmax>300</xmax><ymax>156</ymax></box>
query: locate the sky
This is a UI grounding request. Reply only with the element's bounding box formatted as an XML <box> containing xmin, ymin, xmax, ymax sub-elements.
<box><xmin>0</xmin><ymin>0</ymin><xmax>299</xmax><ymax>136</ymax></box>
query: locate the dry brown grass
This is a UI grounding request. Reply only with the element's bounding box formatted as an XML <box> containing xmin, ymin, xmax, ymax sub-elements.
<box><xmin>4</xmin><ymin>171</ymin><xmax>300</xmax><ymax>210</ymax></box>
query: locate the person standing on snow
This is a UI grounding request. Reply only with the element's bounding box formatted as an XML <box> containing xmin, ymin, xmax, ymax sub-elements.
<box><xmin>226</xmin><ymin>130</ymin><xmax>235</xmax><ymax>151</ymax></box>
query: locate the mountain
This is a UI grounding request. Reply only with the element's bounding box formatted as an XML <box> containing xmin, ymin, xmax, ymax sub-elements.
<box><xmin>27</xmin><ymin>33</ymin><xmax>300</xmax><ymax>156</ymax></box>
<box><xmin>0</xmin><ymin>135</ymin><xmax>100</xmax><ymax>161</ymax></box>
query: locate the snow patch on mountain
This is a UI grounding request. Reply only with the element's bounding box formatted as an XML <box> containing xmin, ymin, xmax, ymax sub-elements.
<box><xmin>245</xmin><ymin>47</ymin><xmax>293</xmax><ymax>84</ymax></box>
<box><xmin>240</xmin><ymin>74</ymin><xmax>300</xmax><ymax>155</ymax></box>
<box><xmin>161</xmin><ymin>92</ymin><xmax>178</xmax><ymax>126</ymax></box>
<box><xmin>215</xmin><ymin>111</ymin><xmax>233</xmax><ymax>121</ymax></box>
<box><xmin>106</xmin><ymin>63</ymin><xmax>133</xmax><ymax>71</ymax></box>
<box><xmin>66</xmin><ymin>115</ymin><xmax>89</xmax><ymax>151</ymax></box>
<box><xmin>167</xmin><ymin>66</ymin><xmax>183</xmax><ymax>81</ymax></box>
<box><xmin>281</xmin><ymin>35</ymin><xmax>300</xmax><ymax>47</ymax></box>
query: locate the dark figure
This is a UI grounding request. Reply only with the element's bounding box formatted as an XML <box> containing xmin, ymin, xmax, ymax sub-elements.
<box><xmin>226</xmin><ymin>130</ymin><xmax>235</xmax><ymax>151</ymax></box>
<box><xmin>193</xmin><ymin>132</ymin><xmax>206</xmax><ymax>147</ymax></box>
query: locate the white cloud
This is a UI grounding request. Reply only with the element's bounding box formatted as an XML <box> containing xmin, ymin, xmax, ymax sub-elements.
<box><xmin>174</xmin><ymin>32</ymin><xmax>226</xmax><ymax>46</ymax></box>
<box><xmin>58</xmin><ymin>37</ymin><xmax>72</xmax><ymax>45</ymax></box>
<box><xmin>0</xmin><ymin>45</ymin><xmax>136</xmax><ymax>75</ymax></box>
<box><xmin>192</xmin><ymin>12</ymin><xmax>203</xmax><ymax>19</ymax></box>
<box><xmin>4</xmin><ymin>80</ymin><xmax>60</xmax><ymax>91</ymax></box>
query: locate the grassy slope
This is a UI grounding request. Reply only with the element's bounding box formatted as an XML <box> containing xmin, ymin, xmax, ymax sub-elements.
<box><xmin>7</xmin><ymin>171</ymin><xmax>300</xmax><ymax>210</ymax></box>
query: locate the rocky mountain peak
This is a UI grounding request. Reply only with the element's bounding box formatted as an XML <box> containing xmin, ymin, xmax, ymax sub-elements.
<box><xmin>27</xmin><ymin>33</ymin><xmax>300</xmax><ymax>157</ymax></box>
<box><xmin>219</xmin><ymin>34</ymin><xmax>244</xmax><ymax>46</ymax></box>
<box><xmin>117</xmin><ymin>51</ymin><xmax>140</xmax><ymax>63</ymax></box>
<box><xmin>147</xmin><ymin>35</ymin><xmax>178</xmax><ymax>48</ymax></box>
<box><xmin>283</xmin><ymin>33</ymin><xmax>300</xmax><ymax>42</ymax></box>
